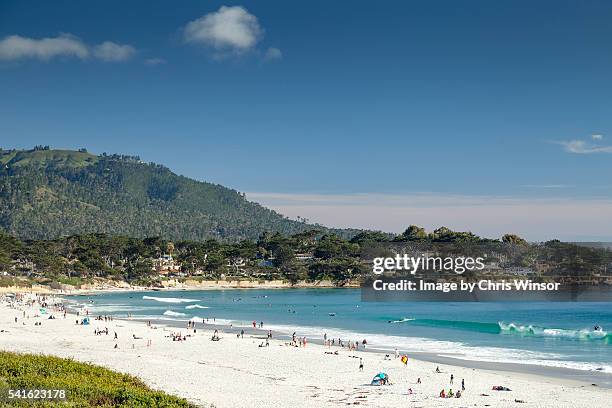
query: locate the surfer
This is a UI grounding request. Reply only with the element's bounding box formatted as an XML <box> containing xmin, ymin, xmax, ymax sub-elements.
<box><xmin>594</xmin><ymin>325</ymin><xmax>602</xmax><ymax>331</ymax></box>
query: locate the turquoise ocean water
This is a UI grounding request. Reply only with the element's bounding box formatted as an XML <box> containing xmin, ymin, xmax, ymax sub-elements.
<box><xmin>67</xmin><ymin>289</ymin><xmax>612</xmax><ymax>374</ymax></box>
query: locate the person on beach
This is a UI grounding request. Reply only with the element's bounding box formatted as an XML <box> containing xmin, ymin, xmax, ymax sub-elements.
<box><xmin>436</xmin><ymin>366</ymin><xmax>441</xmax><ymax>373</ymax></box>
<box><xmin>240</xmin><ymin>329</ymin><xmax>244</xmax><ymax>338</ymax></box>
<box><xmin>359</xmin><ymin>358</ymin><xmax>363</xmax><ymax>371</ymax></box>
<box><xmin>394</xmin><ymin>348</ymin><xmax>399</xmax><ymax>359</ymax></box>
<box><xmin>439</xmin><ymin>389</ymin><xmax>446</xmax><ymax>398</ymax></box>
<box><xmin>448</xmin><ymin>389</ymin><xmax>454</xmax><ymax>398</ymax></box>
<box><xmin>417</xmin><ymin>377</ymin><xmax>421</xmax><ymax>384</ymax></box>
<box><xmin>114</xmin><ymin>332</ymin><xmax>118</xmax><ymax>340</ymax></box>
<box><xmin>450</xmin><ymin>374</ymin><xmax>454</xmax><ymax>384</ymax></box>
<box><xmin>461</xmin><ymin>378</ymin><xmax>465</xmax><ymax>391</ymax></box>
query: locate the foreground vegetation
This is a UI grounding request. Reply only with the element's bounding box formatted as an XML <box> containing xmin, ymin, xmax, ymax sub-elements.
<box><xmin>0</xmin><ymin>351</ymin><xmax>197</xmax><ymax>407</ymax></box>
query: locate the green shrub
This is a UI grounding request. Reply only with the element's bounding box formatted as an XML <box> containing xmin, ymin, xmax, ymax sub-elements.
<box><xmin>0</xmin><ymin>352</ymin><xmax>198</xmax><ymax>407</ymax></box>
<box><xmin>0</xmin><ymin>277</ymin><xmax>32</xmax><ymax>288</ymax></box>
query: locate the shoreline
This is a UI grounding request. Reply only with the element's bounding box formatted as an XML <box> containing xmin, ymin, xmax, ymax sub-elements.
<box><xmin>64</xmin><ymin>290</ymin><xmax>612</xmax><ymax>388</ymax></box>
<box><xmin>0</xmin><ymin>279</ymin><xmax>358</xmax><ymax>296</ymax></box>
<box><xmin>64</xmin><ymin>289</ymin><xmax>612</xmax><ymax>388</ymax></box>
<box><xmin>2</xmin><ymin>294</ymin><xmax>612</xmax><ymax>407</ymax></box>
<box><xmin>136</xmin><ymin>316</ymin><xmax>612</xmax><ymax>390</ymax></box>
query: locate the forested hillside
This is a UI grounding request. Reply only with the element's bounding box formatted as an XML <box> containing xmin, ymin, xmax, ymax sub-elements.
<box><xmin>0</xmin><ymin>147</ymin><xmax>348</xmax><ymax>241</ymax></box>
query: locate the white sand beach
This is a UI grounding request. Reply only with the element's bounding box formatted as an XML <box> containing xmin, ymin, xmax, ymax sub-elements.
<box><xmin>1</xmin><ymin>294</ymin><xmax>611</xmax><ymax>408</ymax></box>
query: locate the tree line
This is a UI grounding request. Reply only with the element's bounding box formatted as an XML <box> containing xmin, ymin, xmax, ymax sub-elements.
<box><xmin>1</xmin><ymin>226</ymin><xmax>610</xmax><ymax>287</ymax></box>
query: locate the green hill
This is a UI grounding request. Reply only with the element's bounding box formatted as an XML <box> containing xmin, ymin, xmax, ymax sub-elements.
<box><xmin>0</xmin><ymin>147</ymin><xmax>344</xmax><ymax>241</ymax></box>
<box><xmin>0</xmin><ymin>147</ymin><xmax>99</xmax><ymax>168</ymax></box>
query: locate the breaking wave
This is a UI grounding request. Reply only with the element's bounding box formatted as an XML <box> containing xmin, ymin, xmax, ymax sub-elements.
<box><xmin>143</xmin><ymin>296</ymin><xmax>199</xmax><ymax>304</ymax></box>
<box><xmin>389</xmin><ymin>318</ymin><xmax>611</xmax><ymax>342</ymax></box>
<box><xmin>163</xmin><ymin>310</ymin><xmax>186</xmax><ymax>317</ymax></box>
<box><xmin>498</xmin><ymin>322</ymin><xmax>611</xmax><ymax>341</ymax></box>
<box><xmin>185</xmin><ymin>304</ymin><xmax>209</xmax><ymax>309</ymax></box>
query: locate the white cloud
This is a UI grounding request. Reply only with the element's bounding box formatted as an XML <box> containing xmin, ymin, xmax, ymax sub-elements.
<box><xmin>0</xmin><ymin>34</ymin><xmax>137</xmax><ymax>63</ymax></box>
<box><xmin>184</xmin><ymin>6</ymin><xmax>276</xmax><ymax>57</ymax></box>
<box><xmin>521</xmin><ymin>184</ymin><xmax>570</xmax><ymax>189</ymax></box>
<box><xmin>93</xmin><ymin>41</ymin><xmax>136</xmax><ymax>62</ymax></box>
<box><xmin>560</xmin><ymin>139</ymin><xmax>612</xmax><ymax>154</ymax></box>
<box><xmin>184</xmin><ymin>6</ymin><xmax>261</xmax><ymax>50</ymax></box>
<box><xmin>264</xmin><ymin>47</ymin><xmax>282</xmax><ymax>60</ymax></box>
<box><xmin>0</xmin><ymin>34</ymin><xmax>89</xmax><ymax>61</ymax></box>
<box><xmin>247</xmin><ymin>192</ymin><xmax>612</xmax><ymax>241</ymax></box>
<box><xmin>144</xmin><ymin>57</ymin><xmax>166</xmax><ymax>66</ymax></box>
<box><xmin>592</xmin><ymin>134</ymin><xmax>603</xmax><ymax>140</ymax></box>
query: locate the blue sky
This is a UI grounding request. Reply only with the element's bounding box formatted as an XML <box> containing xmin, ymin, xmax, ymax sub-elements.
<box><xmin>1</xmin><ymin>1</ymin><xmax>611</xmax><ymax>240</ymax></box>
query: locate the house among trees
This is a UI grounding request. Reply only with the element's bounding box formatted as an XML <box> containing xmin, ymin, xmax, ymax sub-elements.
<box><xmin>295</xmin><ymin>253</ymin><xmax>313</xmax><ymax>261</ymax></box>
<box><xmin>12</xmin><ymin>258</ymin><xmax>36</xmax><ymax>274</ymax></box>
<box><xmin>153</xmin><ymin>254</ymin><xmax>181</xmax><ymax>276</ymax></box>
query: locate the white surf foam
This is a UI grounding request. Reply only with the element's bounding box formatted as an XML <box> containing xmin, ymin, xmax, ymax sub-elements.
<box><xmin>389</xmin><ymin>318</ymin><xmax>415</xmax><ymax>324</ymax></box>
<box><xmin>143</xmin><ymin>296</ymin><xmax>199</xmax><ymax>304</ymax></box>
<box><xmin>262</xmin><ymin>322</ymin><xmax>612</xmax><ymax>374</ymax></box>
<box><xmin>163</xmin><ymin>310</ymin><xmax>186</xmax><ymax>317</ymax></box>
<box><xmin>499</xmin><ymin>322</ymin><xmax>610</xmax><ymax>341</ymax></box>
